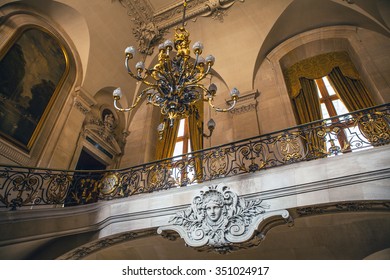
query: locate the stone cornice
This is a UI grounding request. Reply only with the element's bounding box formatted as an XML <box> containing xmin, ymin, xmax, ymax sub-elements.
<box><xmin>73</xmin><ymin>87</ymin><xmax>96</xmax><ymax>115</ymax></box>
<box><xmin>0</xmin><ymin>139</ymin><xmax>30</xmax><ymax>166</ymax></box>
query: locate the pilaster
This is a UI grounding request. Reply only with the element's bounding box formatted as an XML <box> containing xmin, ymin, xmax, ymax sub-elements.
<box><xmin>48</xmin><ymin>87</ymin><xmax>96</xmax><ymax>169</ymax></box>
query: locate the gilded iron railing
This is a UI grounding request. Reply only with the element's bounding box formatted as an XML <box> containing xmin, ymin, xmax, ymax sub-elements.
<box><xmin>1</xmin><ymin>104</ymin><xmax>389</xmax><ymax>210</ymax></box>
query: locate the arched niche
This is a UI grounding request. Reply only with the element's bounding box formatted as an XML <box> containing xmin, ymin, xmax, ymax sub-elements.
<box><xmin>253</xmin><ymin>25</ymin><xmax>390</xmax><ymax>134</ymax></box>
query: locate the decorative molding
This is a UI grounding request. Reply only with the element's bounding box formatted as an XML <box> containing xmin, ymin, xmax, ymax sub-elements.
<box><xmin>57</xmin><ymin>229</ymin><xmax>157</xmax><ymax>260</ymax></box>
<box><xmin>296</xmin><ymin>201</ymin><xmax>390</xmax><ymax>217</ymax></box>
<box><xmin>73</xmin><ymin>99</ymin><xmax>90</xmax><ymax>115</ymax></box>
<box><xmin>228</xmin><ymin>89</ymin><xmax>259</xmax><ymax>115</ymax></box>
<box><xmin>158</xmin><ymin>185</ymin><xmax>292</xmax><ymax>254</ymax></box>
<box><xmin>74</xmin><ymin>86</ymin><xmax>97</xmax><ymax>107</ymax></box>
<box><xmin>133</xmin><ymin>21</ymin><xmax>165</xmax><ymax>55</ymax></box>
<box><xmin>83</xmin><ymin>118</ymin><xmax>122</xmax><ymax>156</ymax></box>
<box><xmin>229</xmin><ymin>103</ymin><xmax>257</xmax><ymax>115</ymax></box>
<box><xmin>0</xmin><ymin>140</ymin><xmax>30</xmax><ymax>166</ymax></box>
<box><xmin>73</xmin><ymin>87</ymin><xmax>96</xmax><ymax>115</ymax></box>
<box><xmin>115</xmin><ymin>0</ymin><xmax>245</xmax><ymax>54</ymax></box>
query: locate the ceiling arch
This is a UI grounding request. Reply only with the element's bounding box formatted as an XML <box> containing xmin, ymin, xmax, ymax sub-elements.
<box><xmin>252</xmin><ymin>0</ymin><xmax>390</xmax><ymax>86</ymax></box>
<box><xmin>27</xmin><ymin>0</ymin><xmax>90</xmax><ymax>84</ymax></box>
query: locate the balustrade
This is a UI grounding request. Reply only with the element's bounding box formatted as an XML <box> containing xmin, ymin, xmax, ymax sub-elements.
<box><xmin>1</xmin><ymin>104</ymin><xmax>389</xmax><ymax>210</ymax></box>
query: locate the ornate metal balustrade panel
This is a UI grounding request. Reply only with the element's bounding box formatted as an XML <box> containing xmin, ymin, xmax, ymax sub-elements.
<box><xmin>1</xmin><ymin>104</ymin><xmax>389</xmax><ymax>209</ymax></box>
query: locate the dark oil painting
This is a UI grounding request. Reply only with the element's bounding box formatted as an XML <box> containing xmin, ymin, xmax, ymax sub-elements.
<box><xmin>0</xmin><ymin>28</ymin><xmax>67</xmax><ymax>150</ymax></box>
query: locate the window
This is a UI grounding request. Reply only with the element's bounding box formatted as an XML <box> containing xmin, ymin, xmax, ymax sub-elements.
<box><xmin>173</xmin><ymin>118</ymin><xmax>191</xmax><ymax>156</ymax></box>
<box><xmin>315</xmin><ymin>76</ymin><xmax>349</xmax><ymax>119</ymax></box>
<box><xmin>172</xmin><ymin>118</ymin><xmax>195</xmax><ymax>185</ymax></box>
<box><xmin>315</xmin><ymin>76</ymin><xmax>370</xmax><ymax>153</ymax></box>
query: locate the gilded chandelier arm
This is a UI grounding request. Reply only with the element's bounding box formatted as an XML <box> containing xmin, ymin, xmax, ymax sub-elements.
<box><xmin>206</xmin><ymin>84</ymin><xmax>240</xmax><ymax>112</ymax></box>
<box><xmin>124</xmin><ymin>48</ymin><xmax>155</xmax><ymax>87</ymax></box>
<box><xmin>186</xmin><ymin>83</ymin><xmax>239</xmax><ymax>112</ymax></box>
<box><xmin>113</xmin><ymin>87</ymin><xmax>149</xmax><ymax>112</ymax></box>
<box><xmin>208</xmin><ymin>96</ymin><xmax>238</xmax><ymax>112</ymax></box>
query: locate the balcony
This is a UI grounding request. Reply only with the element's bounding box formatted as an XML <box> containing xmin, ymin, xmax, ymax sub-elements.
<box><xmin>0</xmin><ymin>104</ymin><xmax>389</xmax><ymax>259</ymax></box>
<box><xmin>1</xmin><ymin>104</ymin><xmax>389</xmax><ymax>210</ymax></box>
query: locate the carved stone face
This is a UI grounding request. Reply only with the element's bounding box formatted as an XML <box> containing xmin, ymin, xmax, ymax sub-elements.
<box><xmin>205</xmin><ymin>201</ymin><xmax>222</xmax><ymax>222</ymax></box>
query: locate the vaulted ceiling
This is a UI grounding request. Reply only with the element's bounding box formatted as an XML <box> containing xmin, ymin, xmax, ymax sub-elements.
<box><xmin>4</xmin><ymin>0</ymin><xmax>389</xmax><ymax>102</ymax></box>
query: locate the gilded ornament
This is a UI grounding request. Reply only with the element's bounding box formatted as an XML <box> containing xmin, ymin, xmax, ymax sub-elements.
<box><xmin>356</xmin><ymin>112</ymin><xmax>390</xmax><ymax>146</ymax></box>
<box><xmin>98</xmin><ymin>173</ymin><xmax>120</xmax><ymax>196</ymax></box>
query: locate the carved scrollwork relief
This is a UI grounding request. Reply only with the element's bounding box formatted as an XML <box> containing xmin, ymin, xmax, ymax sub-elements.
<box><xmin>158</xmin><ymin>184</ymin><xmax>292</xmax><ymax>253</ymax></box>
<box><xmin>73</xmin><ymin>99</ymin><xmax>90</xmax><ymax>115</ymax></box>
<box><xmin>114</xmin><ymin>0</ymin><xmax>245</xmax><ymax>54</ymax></box>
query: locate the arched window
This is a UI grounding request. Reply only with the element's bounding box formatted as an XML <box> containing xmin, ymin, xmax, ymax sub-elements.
<box><xmin>284</xmin><ymin>52</ymin><xmax>375</xmax><ymax>125</ymax></box>
<box><xmin>284</xmin><ymin>52</ymin><xmax>375</xmax><ymax>156</ymax></box>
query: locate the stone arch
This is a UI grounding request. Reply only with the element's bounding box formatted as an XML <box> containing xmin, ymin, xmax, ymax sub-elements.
<box><xmin>0</xmin><ymin>1</ymin><xmax>87</xmax><ymax>167</ymax></box>
<box><xmin>364</xmin><ymin>247</ymin><xmax>390</xmax><ymax>260</ymax></box>
<box><xmin>252</xmin><ymin>25</ymin><xmax>390</xmax><ymax>134</ymax></box>
<box><xmin>0</xmin><ymin>0</ymin><xmax>90</xmax><ymax>84</ymax></box>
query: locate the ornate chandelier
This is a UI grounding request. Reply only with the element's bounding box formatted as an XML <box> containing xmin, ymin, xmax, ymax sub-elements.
<box><xmin>113</xmin><ymin>0</ymin><xmax>239</xmax><ymax>128</ymax></box>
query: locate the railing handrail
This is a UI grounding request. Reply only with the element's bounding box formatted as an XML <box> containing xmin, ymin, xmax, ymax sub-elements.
<box><xmin>1</xmin><ymin>103</ymin><xmax>389</xmax><ymax>209</ymax></box>
<box><xmin>1</xmin><ymin>103</ymin><xmax>388</xmax><ymax>174</ymax></box>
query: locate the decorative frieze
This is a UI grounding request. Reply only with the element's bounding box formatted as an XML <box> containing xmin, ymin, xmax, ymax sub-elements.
<box><xmin>228</xmin><ymin>89</ymin><xmax>259</xmax><ymax>115</ymax></box>
<box><xmin>158</xmin><ymin>185</ymin><xmax>291</xmax><ymax>253</ymax></box>
<box><xmin>229</xmin><ymin>103</ymin><xmax>257</xmax><ymax>115</ymax></box>
<box><xmin>73</xmin><ymin>87</ymin><xmax>96</xmax><ymax>115</ymax></box>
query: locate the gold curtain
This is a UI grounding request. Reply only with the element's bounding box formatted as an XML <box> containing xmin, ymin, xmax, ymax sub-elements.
<box><xmin>292</xmin><ymin>78</ymin><xmax>323</xmax><ymax>124</ymax></box>
<box><xmin>328</xmin><ymin>67</ymin><xmax>375</xmax><ymax>111</ymax></box>
<box><xmin>188</xmin><ymin>100</ymin><xmax>204</xmax><ymax>181</ymax></box>
<box><xmin>188</xmin><ymin>100</ymin><xmax>204</xmax><ymax>152</ymax></box>
<box><xmin>284</xmin><ymin>51</ymin><xmax>375</xmax><ymax>157</ymax></box>
<box><xmin>155</xmin><ymin>117</ymin><xmax>180</xmax><ymax>160</ymax></box>
<box><xmin>284</xmin><ymin>52</ymin><xmax>360</xmax><ymax>99</ymax></box>
<box><xmin>292</xmin><ymin>78</ymin><xmax>326</xmax><ymax>157</ymax></box>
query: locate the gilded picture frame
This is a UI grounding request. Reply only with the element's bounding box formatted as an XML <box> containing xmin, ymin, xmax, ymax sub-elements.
<box><xmin>0</xmin><ymin>26</ymin><xmax>69</xmax><ymax>151</ymax></box>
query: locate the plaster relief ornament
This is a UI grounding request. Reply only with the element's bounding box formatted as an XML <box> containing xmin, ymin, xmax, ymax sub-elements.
<box><xmin>158</xmin><ymin>185</ymin><xmax>292</xmax><ymax>253</ymax></box>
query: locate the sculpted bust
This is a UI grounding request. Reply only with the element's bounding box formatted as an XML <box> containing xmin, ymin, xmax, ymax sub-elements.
<box><xmin>193</xmin><ymin>188</ymin><xmax>230</xmax><ymax>246</ymax></box>
<box><xmin>205</xmin><ymin>199</ymin><xmax>223</xmax><ymax>223</ymax></box>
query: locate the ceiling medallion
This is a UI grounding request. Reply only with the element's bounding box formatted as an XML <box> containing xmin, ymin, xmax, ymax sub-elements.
<box><xmin>158</xmin><ymin>185</ymin><xmax>292</xmax><ymax>253</ymax></box>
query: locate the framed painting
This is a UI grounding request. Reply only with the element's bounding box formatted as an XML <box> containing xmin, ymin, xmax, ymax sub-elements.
<box><xmin>0</xmin><ymin>26</ymin><xmax>69</xmax><ymax>151</ymax></box>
